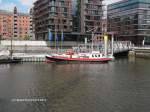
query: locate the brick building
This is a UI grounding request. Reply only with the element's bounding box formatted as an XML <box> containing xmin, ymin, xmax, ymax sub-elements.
<box><xmin>0</xmin><ymin>7</ymin><xmax>30</xmax><ymax>40</ymax></box>
<box><xmin>0</xmin><ymin>10</ymin><xmax>13</xmax><ymax>39</ymax></box>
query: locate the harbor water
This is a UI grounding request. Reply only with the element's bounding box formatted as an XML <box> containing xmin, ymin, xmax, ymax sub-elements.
<box><xmin>0</xmin><ymin>58</ymin><xmax>150</xmax><ymax>112</ymax></box>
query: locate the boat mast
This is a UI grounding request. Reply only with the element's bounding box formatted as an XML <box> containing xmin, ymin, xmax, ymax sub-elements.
<box><xmin>10</xmin><ymin>7</ymin><xmax>15</xmax><ymax>58</ymax></box>
<box><xmin>91</xmin><ymin>32</ymin><xmax>94</xmax><ymax>52</ymax></box>
<box><xmin>10</xmin><ymin>29</ymin><xmax>13</xmax><ymax>58</ymax></box>
<box><xmin>86</xmin><ymin>27</ymin><xmax>97</xmax><ymax>52</ymax></box>
<box><xmin>111</xmin><ymin>33</ymin><xmax>114</xmax><ymax>56</ymax></box>
<box><xmin>55</xmin><ymin>26</ymin><xmax>57</xmax><ymax>50</ymax></box>
<box><xmin>61</xmin><ymin>30</ymin><xmax>63</xmax><ymax>52</ymax></box>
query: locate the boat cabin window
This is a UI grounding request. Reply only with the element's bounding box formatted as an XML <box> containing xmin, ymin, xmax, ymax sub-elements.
<box><xmin>92</xmin><ymin>54</ymin><xmax>101</xmax><ymax>58</ymax></box>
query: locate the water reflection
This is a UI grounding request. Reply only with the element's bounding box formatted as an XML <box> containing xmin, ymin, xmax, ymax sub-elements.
<box><xmin>0</xmin><ymin>64</ymin><xmax>10</xmax><ymax>69</ymax></box>
<box><xmin>0</xmin><ymin>59</ymin><xmax>150</xmax><ymax>112</ymax></box>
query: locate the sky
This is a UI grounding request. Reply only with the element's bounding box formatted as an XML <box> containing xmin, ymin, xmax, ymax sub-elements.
<box><xmin>0</xmin><ymin>0</ymin><xmax>36</xmax><ymax>13</ymax></box>
<box><xmin>104</xmin><ymin>0</ymin><xmax>121</xmax><ymax>5</ymax></box>
<box><xmin>0</xmin><ymin>0</ymin><xmax>121</xmax><ymax>13</ymax></box>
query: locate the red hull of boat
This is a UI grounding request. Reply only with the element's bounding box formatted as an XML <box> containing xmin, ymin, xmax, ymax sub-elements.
<box><xmin>46</xmin><ymin>56</ymin><xmax>112</xmax><ymax>63</ymax></box>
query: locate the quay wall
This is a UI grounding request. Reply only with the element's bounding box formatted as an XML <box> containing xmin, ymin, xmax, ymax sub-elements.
<box><xmin>13</xmin><ymin>53</ymin><xmax>47</xmax><ymax>62</ymax></box>
<box><xmin>0</xmin><ymin>40</ymin><xmax>85</xmax><ymax>62</ymax></box>
<box><xmin>129</xmin><ymin>47</ymin><xmax>150</xmax><ymax>59</ymax></box>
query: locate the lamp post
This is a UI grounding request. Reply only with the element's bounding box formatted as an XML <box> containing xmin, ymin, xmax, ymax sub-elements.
<box><xmin>111</xmin><ymin>33</ymin><xmax>114</xmax><ymax>56</ymax></box>
<box><xmin>55</xmin><ymin>28</ymin><xmax>57</xmax><ymax>50</ymax></box>
<box><xmin>84</xmin><ymin>37</ymin><xmax>87</xmax><ymax>50</ymax></box>
<box><xmin>108</xmin><ymin>31</ymin><xmax>116</xmax><ymax>57</ymax></box>
<box><xmin>104</xmin><ymin>34</ymin><xmax>108</xmax><ymax>57</ymax></box>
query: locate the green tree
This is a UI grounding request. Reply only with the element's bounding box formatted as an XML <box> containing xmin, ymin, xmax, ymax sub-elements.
<box><xmin>24</xmin><ymin>35</ymin><xmax>30</xmax><ymax>40</ymax></box>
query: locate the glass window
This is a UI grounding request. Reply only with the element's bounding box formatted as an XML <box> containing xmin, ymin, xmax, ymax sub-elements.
<box><xmin>61</xmin><ymin>1</ymin><xmax>65</xmax><ymax>6</ymax></box>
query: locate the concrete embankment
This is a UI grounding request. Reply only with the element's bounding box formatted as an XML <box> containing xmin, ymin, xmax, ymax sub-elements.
<box><xmin>12</xmin><ymin>53</ymin><xmax>47</xmax><ymax>62</ymax></box>
<box><xmin>129</xmin><ymin>47</ymin><xmax>150</xmax><ymax>59</ymax></box>
<box><xmin>0</xmin><ymin>46</ymin><xmax>67</xmax><ymax>62</ymax></box>
<box><xmin>0</xmin><ymin>40</ymin><xmax>76</xmax><ymax>62</ymax></box>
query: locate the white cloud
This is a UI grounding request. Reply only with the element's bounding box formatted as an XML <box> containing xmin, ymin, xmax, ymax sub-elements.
<box><xmin>19</xmin><ymin>0</ymin><xmax>36</xmax><ymax>6</ymax></box>
<box><xmin>104</xmin><ymin>0</ymin><xmax>122</xmax><ymax>5</ymax></box>
<box><xmin>0</xmin><ymin>2</ymin><xmax>16</xmax><ymax>11</ymax></box>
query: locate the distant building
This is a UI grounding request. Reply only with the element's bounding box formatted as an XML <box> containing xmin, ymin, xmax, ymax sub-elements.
<box><xmin>0</xmin><ymin>7</ymin><xmax>30</xmax><ymax>40</ymax></box>
<box><xmin>33</xmin><ymin>0</ymin><xmax>73</xmax><ymax>40</ymax></box>
<box><xmin>108</xmin><ymin>0</ymin><xmax>150</xmax><ymax>45</ymax></box>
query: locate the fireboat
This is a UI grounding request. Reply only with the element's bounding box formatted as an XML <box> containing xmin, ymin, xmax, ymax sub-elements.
<box><xmin>46</xmin><ymin>34</ymin><xmax>114</xmax><ymax>63</ymax></box>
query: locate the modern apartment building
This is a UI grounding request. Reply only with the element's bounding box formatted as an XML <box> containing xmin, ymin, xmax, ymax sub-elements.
<box><xmin>108</xmin><ymin>0</ymin><xmax>150</xmax><ymax>45</ymax></box>
<box><xmin>33</xmin><ymin>0</ymin><xmax>73</xmax><ymax>40</ymax></box>
<box><xmin>0</xmin><ymin>7</ymin><xmax>30</xmax><ymax>40</ymax></box>
<box><xmin>79</xmin><ymin>0</ymin><xmax>104</xmax><ymax>34</ymax></box>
